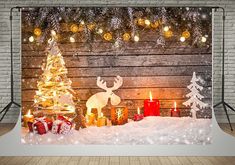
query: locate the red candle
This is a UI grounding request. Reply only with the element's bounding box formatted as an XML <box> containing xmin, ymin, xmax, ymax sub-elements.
<box><xmin>134</xmin><ymin>107</ymin><xmax>144</xmax><ymax>121</ymax></box>
<box><xmin>171</xmin><ymin>101</ymin><xmax>180</xmax><ymax>117</ymax></box>
<box><xmin>144</xmin><ymin>91</ymin><xmax>160</xmax><ymax>116</ymax></box>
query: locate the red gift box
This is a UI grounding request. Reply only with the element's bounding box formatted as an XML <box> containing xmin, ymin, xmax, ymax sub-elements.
<box><xmin>28</xmin><ymin>117</ymin><xmax>53</xmax><ymax>135</ymax></box>
<box><xmin>52</xmin><ymin>116</ymin><xmax>72</xmax><ymax>135</ymax></box>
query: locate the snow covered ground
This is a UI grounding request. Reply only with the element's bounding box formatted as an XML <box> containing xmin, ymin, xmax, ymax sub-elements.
<box><xmin>21</xmin><ymin>116</ymin><xmax>212</xmax><ymax>145</ymax></box>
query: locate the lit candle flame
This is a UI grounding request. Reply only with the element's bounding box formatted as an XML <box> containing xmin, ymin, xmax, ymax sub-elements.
<box><xmin>86</xmin><ymin>115</ymin><xmax>89</xmax><ymax>123</ymax></box>
<box><xmin>174</xmin><ymin>101</ymin><xmax>177</xmax><ymax>111</ymax></box>
<box><xmin>53</xmin><ymin>91</ymin><xmax>56</xmax><ymax>96</ymax></box>
<box><xmin>117</xmin><ymin>109</ymin><xmax>122</xmax><ymax>120</ymax></box>
<box><xmin>26</xmin><ymin>110</ymin><xmax>32</xmax><ymax>116</ymax></box>
<box><xmin>137</xmin><ymin>107</ymin><xmax>140</xmax><ymax>115</ymax></box>
<box><xmin>149</xmin><ymin>91</ymin><xmax>153</xmax><ymax>101</ymax></box>
<box><xmin>100</xmin><ymin>112</ymin><xmax>103</xmax><ymax>117</ymax></box>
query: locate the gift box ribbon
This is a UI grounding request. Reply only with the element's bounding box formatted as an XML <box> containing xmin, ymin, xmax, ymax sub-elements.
<box><xmin>32</xmin><ymin>117</ymin><xmax>49</xmax><ymax>134</ymax></box>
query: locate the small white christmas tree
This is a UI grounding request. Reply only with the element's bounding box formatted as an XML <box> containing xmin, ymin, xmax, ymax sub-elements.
<box><xmin>183</xmin><ymin>72</ymin><xmax>207</xmax><ymax>119</ymax></box>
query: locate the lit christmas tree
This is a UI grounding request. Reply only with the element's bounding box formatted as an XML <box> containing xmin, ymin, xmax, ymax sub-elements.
<box><xmin>34</xmin><ymin>31</ymin><xmax>76</xmax><ymax>112</ymax></box>
<box><xmin>183</xmin><ymin>72</ymin><xmax>207</xmax><ymax>119</ymax></box>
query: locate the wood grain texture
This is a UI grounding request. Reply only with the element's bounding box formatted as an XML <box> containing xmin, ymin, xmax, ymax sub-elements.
<box><xmin>22</xmin><ymin>76</ymin><xmax>212</xmax><ymax>90</ymax></box>
<box><xmin>22</xmin><ymin>88</ymin><xmax>212</xmax><ymax>101</ymax></box>
<box><xmin>1</xmin><ymin>156</ymin><xmax>235</xmax><ymax>165</ymax></box>
<box><xmin>22</xmin><ymin>66</ymin><xmax>212</xmax><ymax>78</ymax></box>
<box><xmin>22</xmin><ymin>54</ymin><xmax>212</xmax><ymax>68</ymax></box>
<box><xmin>22</xmin><ymin>42</ymin><xmax>211</xmax><ymax>57</ymax></box>
<box><xmin>21</xmin><ymin>30</ymin><xmax>212</xmax><ymax>118</ymax></box>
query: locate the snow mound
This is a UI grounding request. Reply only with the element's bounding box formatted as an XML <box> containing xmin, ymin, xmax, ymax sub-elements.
<box><xmin>21</xmin><ymin>117</ymin><xmax>212</xmax><ymax>145</ymax></box>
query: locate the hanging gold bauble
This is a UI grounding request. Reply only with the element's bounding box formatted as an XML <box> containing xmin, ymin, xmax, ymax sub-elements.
<box><xmin>150</xmin><ymin>21</ymin><xmax>160</xmax><ymax>29</ymax></box>
<box><xmin>122</xmin><ymin>32</ymin><xmax>131</xmax><ymax>41</ymax></box>
<box><xmin>70</xmin><ymin>24</ymin><xmax>79</xmax><ymax>33</ymax></box>
<box><xmin>137</xmin><ymin>18</ymin><xmax>145</xmax><ymax>26</ymax></box>
<box><xmin>87</xmin><ymin>23</ymin><xmax>96</xmax><ymax>31</ymax></box>
<box><xmin>182</xmin><ymin>30</ymin><xmax>190</xmax><ymax>39</ymax></box>
<box><xmin>34</xmin><ymin>27</ymin><xmax>42</xmax><ymax>36</ymax></box>
<box><xmin>164</xmin><ymin>30</ymin><xmax>173</xmax><ymax>38</ymax></box>
<box><xmin>103</xmin><ymin>32</ymin><xmax>113</xmax><ymax>41</ymax></box>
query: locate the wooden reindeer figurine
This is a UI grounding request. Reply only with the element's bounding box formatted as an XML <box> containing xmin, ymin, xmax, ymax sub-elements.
<box><xmin>86</xmin><ymin>75</ymin><xmax>123</xmax><ymax>117</ymax></box>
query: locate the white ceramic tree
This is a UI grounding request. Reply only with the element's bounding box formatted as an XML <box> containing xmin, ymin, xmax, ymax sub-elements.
<box><xmin>86</xmin><ymin>76</ymin><xmax>123</xmax><ymax>117</ymax></box>
<box><xmin>183</xmin><ymin>72</ymin><xmax>207</xmax><ymax>119</ymax></box>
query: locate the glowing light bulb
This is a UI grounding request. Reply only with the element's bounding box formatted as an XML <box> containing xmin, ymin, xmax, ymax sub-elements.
<box><xmin>201</xmin><ymin>36</ymin><xmax>207</xmax><ymax>42</ymax></box>
<box><xmin>51</xmin><ymin>30</ymin><xmax>56</xmax><ymax>36</ymax></box>
<box><xmin>149</xmin><ymin>91</ymin><xmax>153</xmax><ymax>101</ymax></box>
<box><xmin>29</xmin><ymin>36</ymin><xmax>34</xmax><ymax>42</ymax></box>
<box><xmin>97</xmin><ymin>28</ymin><xmax>103</xmax><ymax>34</ymax></box>
<box><xmin>70</xmin><ymin>36</ymin><xmax>75</xmax><ymax>43</ymax></box>
<box><xmin>80</xmin><ymin>20</ymin><xmax>85</xmax><ymax>25</ymax></box>
<box><xmin>134</xmin><ymin>35</ymin><xmax>139</xmax><ymax>42</ymax></box>
<box><xmin>144</xmin><ymin>19</ymin><xmax>151</xmax><ymax>26</ymax></box>
<box><xmin>163</xmin><ymin>26</ymin><xmax>169</xmax><ymax>32</ymax></box>
<box><xmin>114</xmin><ymin>41</ymin><xmax>119</xmax><ymax>48</ymax></box>
<box><xmin>180</xmin><ymin>36</ymin><xmax>186</xmax><ymax>42</ymax></box>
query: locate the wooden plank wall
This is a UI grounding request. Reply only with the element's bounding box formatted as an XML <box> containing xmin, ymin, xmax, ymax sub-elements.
<box><xmin>21</xmin><ymin>30</ymin><xmax>212</xmax><ymax>119</ymax></box>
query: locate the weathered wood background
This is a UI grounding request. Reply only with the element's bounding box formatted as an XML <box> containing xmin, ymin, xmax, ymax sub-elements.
<box><xmin>21</xmin><ymin>28</ymin><xmax>212</xmax><ymax>119</ymax></box>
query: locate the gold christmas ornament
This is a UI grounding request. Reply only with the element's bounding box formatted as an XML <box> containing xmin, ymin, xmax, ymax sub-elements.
<box><xmin>70</xmin><ymin>24</ymin><xmax>79</xmax><ymax>33</ymax></box>
<box><xmin>103</xmin><ymin>32</ymin><xmax>113</xmax><ymax>41</ymax></box>
<box><xmin>87</xmin><ymin>23</ymin><xmax>96</xmax><ymax>31</ymax></box>
<box><xmin>182</xmin><ymin>30</ymin><xmax>190</xmax><ymax>39</ymax></box>
<box><xmin>164</xmin><ymin>30</ymin><xmax>173</xmax><ymax>38</ymax></box>
<box><xmin>34</xmin><ymin>27</ymin><xmax>42</xmax><ymax>36</ymax></box>
<box><xmin>137</xmin><ymin>18</ymin><xmax>145</xmax><ymax>26</ymax></box>
<box><xmin>122</xmin><ymin>32</ymin><xmax>131</xmax><ymax>41</ymax></box>
<box><xmin>151</xmin><ymin>21</ymin><xmax>160</xmax><ymax>29</ymax></box>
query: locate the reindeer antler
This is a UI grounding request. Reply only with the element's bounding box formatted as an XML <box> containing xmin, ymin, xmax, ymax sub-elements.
<box><xmin>110</xmin><ymin>75</ymin><xmax>123</xmax><ymax>91</ymax></box>
<box><xmin>97</xmin><ymin>77</ymin><xmax>108</xmax><ymax>90</ymax></box>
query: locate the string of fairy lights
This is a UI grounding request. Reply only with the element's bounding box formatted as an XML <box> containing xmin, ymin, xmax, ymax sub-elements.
<box><xmin>22</xmin><ymin>7</ymin><xmax>212</xmax><ymax>48</ymax></box>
